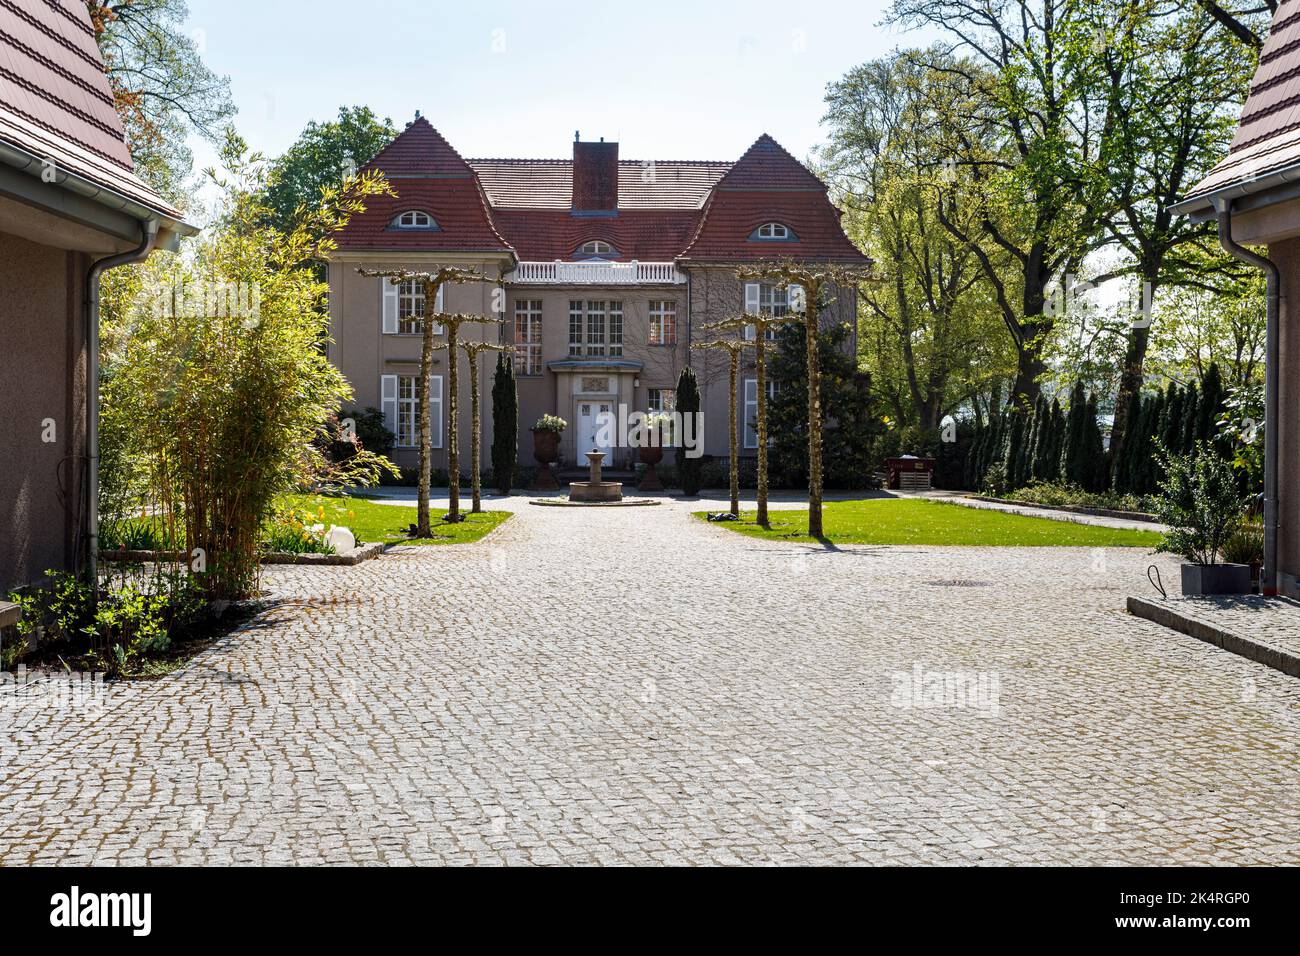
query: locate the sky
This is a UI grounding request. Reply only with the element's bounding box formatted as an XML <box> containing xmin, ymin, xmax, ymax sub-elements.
<box><xmin>183</xmin><ymin>0</ymin><xmax>939</xmax><ymax>171</ymax></box>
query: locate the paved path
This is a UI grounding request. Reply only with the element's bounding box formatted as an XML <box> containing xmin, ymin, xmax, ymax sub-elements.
<box><xmin>3</xmin><ymin>496</ymin><xmax>1299</xmax><ymax>865</ymax></box>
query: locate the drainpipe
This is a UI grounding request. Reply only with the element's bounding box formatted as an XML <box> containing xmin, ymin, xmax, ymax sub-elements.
<box><xmin>1213</xmin><ymin>197</ymin><xmax>1280</xmax><ymax>596</ymax></box>
<box><xmin>85</xmin><ymin>219</ymin><xmax>160</xmax><ymax>587</ymax></box>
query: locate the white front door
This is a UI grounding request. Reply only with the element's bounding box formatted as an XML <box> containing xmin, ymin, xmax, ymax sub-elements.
<box><xmin>576</xmin><ymin>400</ymin><xmax>614</xmax><ymax>464</ymax></box>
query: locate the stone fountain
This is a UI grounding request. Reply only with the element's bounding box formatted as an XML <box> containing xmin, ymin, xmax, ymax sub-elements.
<box><xmin>568</xmin><ymin>449</ymin><xmax>623</xmax><ymax>502</ymax></box>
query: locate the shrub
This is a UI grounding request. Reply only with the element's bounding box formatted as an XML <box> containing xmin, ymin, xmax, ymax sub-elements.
<box><xmin>981</xmin><ymin>460</ymin><xmax>1009</xmax><ymax>498</ymax></box>
<box><xmin>8</xmin><ymin>569</ymin><xmax>207</xmax><ymax>677</ymax></box>
<box><xmin>1154</xmin><ymin>442</ymin><xmax>1249</xmax><ymax>565</ymax></box>
<box><xmin>1220</xmin><ymin>522</ymin><xmax>1264</xmax><ymax>566</ymax></box>
<box><xmin>339</xmin><ymin>407</ymin><xmax>395</xmax><ymax>459</ymax></box>
<box><xmin>98</xmin><ymin>132</ymin><xmax>392</xmax><ymax>600</ymax></box>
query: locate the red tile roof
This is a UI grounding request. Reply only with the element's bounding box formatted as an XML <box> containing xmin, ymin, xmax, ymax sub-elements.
<box><xmin>0</xmin><ymin>0</ymin><xmax>181</xmax><ymax>219</ymax></box>
<box><xmin>679</xmin><ymin>135</ymin><xmax>867</xmax><ymax>262</ymax></box>
<box><xmin>338</xmin><ymin>124</ymin><xmax>867</xmax><ymax>265</ymax></box>
<box><xmin>339</xmin><ymin>117</ymin><xmax>514</xmax><ymax>254</ymax></box>
<box><xmin>1183</xmin><ymin>0</ymin><xmax>1300</xmax><ymax>202</ymax></box>
<box><xmin>488</xmin><ymin>208</ymin><xmax>702</xmax><ymax>261</ymax></box>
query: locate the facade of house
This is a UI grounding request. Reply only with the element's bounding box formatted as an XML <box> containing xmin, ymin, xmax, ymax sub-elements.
<box><xmin>326</xmin><ymin>118</ymin><xmax>866</xmax><ymax>474</ymax></box>
<box><xmin>1174</xmin><ymin>0</ymin><xmax>1300</xmax><ymax>597</ymax></box>
<box><xmin>0</xmin><ymin>0</ymin><xmax>192</xmax><ymax>597</ymax></box>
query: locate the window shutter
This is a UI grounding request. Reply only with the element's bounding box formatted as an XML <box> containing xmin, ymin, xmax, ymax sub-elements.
<box><xmin>381</xmin><ymin>279</ymin><xmax>398</xmax><ymax>334</ymax></box>
<box><xmin>744</xmin><ymin>378</ymin><xmax>758</xmax><ymax>448</ymax></box>
<box><xmin>743</xmin><ymin>283</ymin><xmax>760</xmax><ymax>339</ymax></box>
<box><xmin>380</xmin><ymin>374</ymin><xmax>398</xmax><ymax>435</ymax></box>
<box><xmin>431</xmin><ymin>284</ymin><xmax>444</xmax><ymax>334</ymax></box>
<box><xmin>430</xmin><ymin>375</ymin><xmax>444</xmax><ymax>449</ymax></box>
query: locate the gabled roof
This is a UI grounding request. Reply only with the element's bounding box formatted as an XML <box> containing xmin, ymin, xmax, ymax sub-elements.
<box><xmin>714</xmin><ymin>134</ymin><xmax>827</xmax><ymax>191</ymax></box>
<box><xmin>0</xmin><ymin>0</ymin><xmax>183</xmax><ymax>221</ymax></box>
<box><xmin>339</xmin><ymin>117</ymin><xmax>514</xmax><ymax>255</ymax></box>
<box><xmin>1180</xmin><ymin>0</ymin><xmax>1300</xmax><ymax>207</ymax></box>
<box><xmin>360</xmin><ymin>116</ymin><xmax>475</xmax><ymax>178</ymax></box>
<box><xmin>337</xmin><ymin>123</ymin><xmax>867</xmax><ymax>265</ymax></box>
<box><xmin>678</xmin><ymin>135</ymin><xmax>867</xmax><ymax>262</ymax></box>
<box><xmin>470</xmin><ymin>159</ymin><xmax>729</xmax><ymax>209</ymax></box>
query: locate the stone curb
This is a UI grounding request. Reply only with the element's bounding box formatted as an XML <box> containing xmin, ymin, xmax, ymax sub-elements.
<box><xmin>969</xmin><ymin>495</ymin><xmax>1160</xmax><ymax>523</ymax></box>
<box><xmin>99</xmin><ymin>542</ymin><xmax>386</xmax><ymax>567</ymax></box>
<box><xmin>1127</xmin><ymin>595</ymin><xmax>1300</xmax><ymax>679</ymax></box>
<box><xmin>528</xmin><ymin>498</ymin><xmax>662</xmax><ymax>507</ymax></box>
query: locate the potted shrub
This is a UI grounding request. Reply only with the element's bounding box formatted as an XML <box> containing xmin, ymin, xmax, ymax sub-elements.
<box><xmin>1153</xmin><ymin>443</ymin><xmax>1252</xmax><ymax>596</ymax></box>
<box><xmin>637</xmin><ymin>412</ymin><xmax>670</xmax><ymax>491</ymax></box>
<box><xmin>531</xmin><ymin>414</ymin><xmax>566</xmax><ymax>491</ymax></box>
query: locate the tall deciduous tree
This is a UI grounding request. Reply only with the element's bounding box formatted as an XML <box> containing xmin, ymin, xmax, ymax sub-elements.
<box><xmin>822</xmin><ymin>49</ymin><xmax>1014</xmax><ymax>435</ymax></box>
<box><xmin>887</xmin><ymin>0</ymin><xmax>1122</xmax><ymax>405</ymax></box>
<box><xmin>356</xmin><ymin>267</ymin><xmax>492</xmax><ymax>533</ymax></box>
<box><xmin>87</xmin><ymin>0</ymin><xmax>235</xmax><ymax>200</ymax></box>
<box><xmin>1092</xmin><ymin>2</ymin><xmax>1252</xmax><ymax>484</ymax></box>
<box><xmin>263</xmin><ymin>107</ymin><xmax>398</xmax><ymax>232</ymax></box>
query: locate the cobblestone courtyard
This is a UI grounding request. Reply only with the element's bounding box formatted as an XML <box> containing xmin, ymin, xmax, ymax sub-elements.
<box><xmin>3</xmin><ymin>495</ymin><xmax>1300</xmax><ymax>865</ymax></box>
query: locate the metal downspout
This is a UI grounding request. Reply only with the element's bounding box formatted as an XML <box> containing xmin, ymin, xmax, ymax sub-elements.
<box><xmin>86</xmin><ymin>219</ymin><xmax>159</xmax><ymax>587</ymax></box>
<box><xmin>1213</xmin><ymin>198</ymin><xmax>1280</xmax><ymax>596</ymax></box>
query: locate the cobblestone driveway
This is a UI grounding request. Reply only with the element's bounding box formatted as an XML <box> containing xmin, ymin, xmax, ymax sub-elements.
<box><xmin>3</xmin><ymin>495</ymin><xmax>1299</xmax><ymax>865</ymax></box>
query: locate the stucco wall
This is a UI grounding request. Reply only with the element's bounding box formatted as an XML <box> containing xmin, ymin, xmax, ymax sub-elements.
<box><xmin>326</xmin><ymin>258</ymin><xmax>858</xmax><ymax>477</ymax></box>
<box><xmin>0</xmin><ymin>231</ymin><xmax>86</xmax><ymax>592</ymax></box>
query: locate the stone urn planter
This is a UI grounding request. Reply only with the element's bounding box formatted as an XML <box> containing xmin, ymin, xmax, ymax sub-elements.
<box><xmin>638</xmin><ymin>444</ymin><xmax>664</xmax><ymax>491</ymax></box>
<box><xmin>531</xmin><ymin>427</ymin><xmax>561</xmax><ymax>491</ymax></box>
<box><xmin>1180</xmin><ymin>562</ymin><xmax>1252</xmax><ymax>596</ymax></box>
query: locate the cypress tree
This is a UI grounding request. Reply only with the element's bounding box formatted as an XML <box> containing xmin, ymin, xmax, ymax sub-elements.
<box><xmin>1112</xmin><ymin>390</ymin><xmax>1141</xmax><ymax>493</ymax></box>
<box><xmin>675</xmin><ymin>366</ymin><xmax>703</xmax><ymax>495</ymax></box>
<box><xmin>1004</xmin><ymin>410</ymin><xmax>1026</xmax><ymax>490</ymax></box>
<box><xmin>1197</xmin><ymin>363</ymin><xmax>1225</xmax><ymax>444</ymax></box>
<box><xmin>1180</xmin><ymin>380</ymin><xmax>1200</xmax><ymax>455</ymax></box>
<box><xmin>1159</xmin><ymin>382</ymin><xmax>1184</xmax><ymax>454</ymax></box>
<box><xmin>1083</xmin><ymin>392</ymin><xmax>1106</xmax><ymax>491</ymax></box>
<box><xmin>491</xmin><ymin>352</ymin><xmax>518</xmax><ymax>495</ymax></box>
<box><xmin>1043</xmin><ymin>398</ymin><xmax>1064</xmax><ymax>484</ymax></box>
<box><xmin>1061</xmin><ymin>381</ymin><xmax>1089</xmax><ymax>486</ymax></box>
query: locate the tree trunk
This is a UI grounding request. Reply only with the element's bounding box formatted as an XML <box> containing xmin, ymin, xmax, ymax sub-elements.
<box><xmin>755</xmin><ymin>332</ymin><xmax>770</xmax><ymax>526</ymax></box>
<box><xmin>469</xmin><ymin>350</ymin><xmax>482</xmax><ymax>513</ymax></box>
<box><xmin>446</xmin><ymin>322</ymin><xmax>461</xmax><ymax>522</ymax></box>
<box><xmin>806</xmin><ymin>300</ymin><xmax>824</xmax><ymax>538</ymax></box>
<box><xmin>729</xmin><ymin>350</ymin><xmax>739</xmax><ymax>516</ymax></box>
<box><xmin>417</xmin><ymin>284</ymin><xmax>434</xmax><ymax>537</ymax></box>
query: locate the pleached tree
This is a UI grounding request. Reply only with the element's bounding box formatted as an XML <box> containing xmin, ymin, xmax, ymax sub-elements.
<box><xmin>737</xmin><ymin>261</ymin><xmax>873</xmax><ymax>537</ymax></box>
<box><xmin>356</xmin><ymin>266</ymin><xmax>496</xmax><ymax>531</ymax></box>
<box><xmin>700</xmin><ymin>310</ymin><xmax>801</xmax><ymax>526</ymax></box>
<box><xmin>692</xmin><ymin>338</ymin><xmax>753</xmax><ymax>516</ymax></box>
<box><xmin>440</xmin><ymin>339</ymin><xmax>511</xmax><ymax>513</ymax></box>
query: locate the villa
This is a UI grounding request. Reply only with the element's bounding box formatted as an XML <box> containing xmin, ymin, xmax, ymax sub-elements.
<box><xmin>325</xmin><ymin>117</ymin><xmax>866</xmax><ymax>472</ymax></box>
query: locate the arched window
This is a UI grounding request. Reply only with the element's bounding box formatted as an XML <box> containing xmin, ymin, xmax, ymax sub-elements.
<box><xmin>392</xmin><ymin>210</ymin><xmax>437</xmax><ymax>229</ymax></box>
<box><xmin>576</xmin><ymin>240</ymin><xmax>616</xmax><ymax>258</ymax></box>
<box><xmin>751</xmin><ymin>222</ymin><xmax>795</xmax><ymax>241</ymax></box>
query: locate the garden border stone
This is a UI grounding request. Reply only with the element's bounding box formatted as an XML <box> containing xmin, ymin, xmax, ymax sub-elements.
<box><xmin>100</xmin><ymin>542</ymin><xmax>386</xmax><ymax>567</ymax></box>
<box><xmin>968</xmin><ymin>495</ymin><xmax>1160</xmax><ymax>523</ymax></box>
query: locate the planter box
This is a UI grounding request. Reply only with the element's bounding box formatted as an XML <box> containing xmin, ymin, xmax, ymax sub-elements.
<box><xmin>1180</xmin><ymin>562</ymin><xmax>1253</xmax><ymax>597</ymax></box>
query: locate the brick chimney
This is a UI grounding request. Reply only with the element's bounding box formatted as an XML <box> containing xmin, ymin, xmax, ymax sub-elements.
<box><xmin>572</xmin><ymin>136</ymin><xmax>618</xmax><ymax>214</ymax></box>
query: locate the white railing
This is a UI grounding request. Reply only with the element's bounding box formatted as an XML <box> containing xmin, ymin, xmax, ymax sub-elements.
<box><xmin>507</xmin><ymin>260</ymin><xmax>686</xmax><ymax>284</ymax></box>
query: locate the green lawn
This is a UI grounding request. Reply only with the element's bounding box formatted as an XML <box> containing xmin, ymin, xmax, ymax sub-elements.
<box><xmin>693</xmin><ymin>498</ymin><xmax>1162</xmax><ymax>547</ymax></box>
<box><xmin>282</xmin><ymin>493</ymin><xmax>510</xmax><ymax>545</ymax></box>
